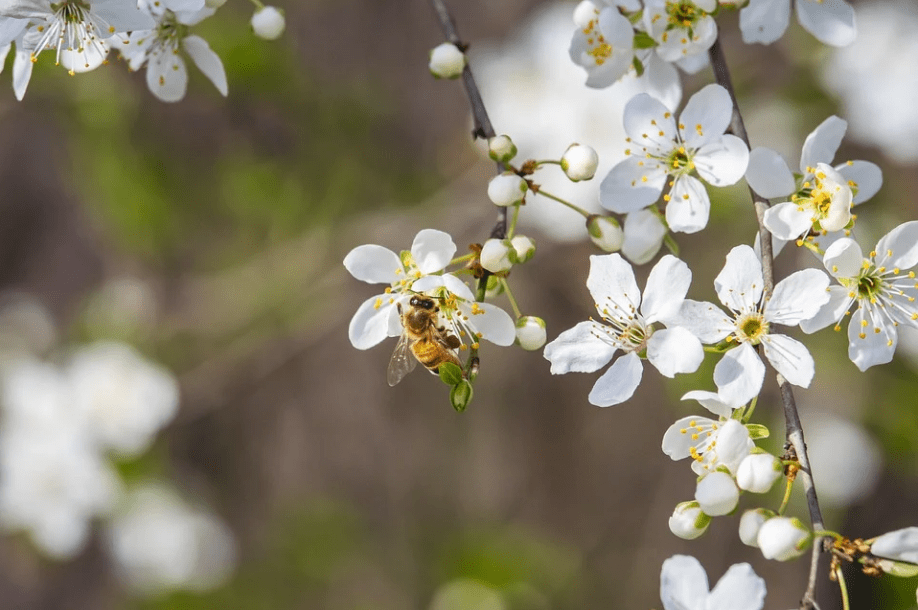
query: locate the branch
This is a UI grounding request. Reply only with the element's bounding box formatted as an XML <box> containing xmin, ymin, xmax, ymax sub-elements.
<box><xmin>708</xmin><ymin>37</ymin><xmax>826</xmax><ymax>610</ymax></box>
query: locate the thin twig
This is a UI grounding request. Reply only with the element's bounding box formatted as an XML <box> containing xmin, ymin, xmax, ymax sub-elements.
<box><xmin>708</xmin><ymin>37</ymin><xmax>826</xmax><ymax>610</ymax></box>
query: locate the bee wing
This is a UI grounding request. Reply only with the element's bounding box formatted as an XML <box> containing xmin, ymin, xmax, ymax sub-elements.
<box><xmin>387</xmin><ymin>333</ymin><xmax>417</xmax><ymax>387</ymax></box>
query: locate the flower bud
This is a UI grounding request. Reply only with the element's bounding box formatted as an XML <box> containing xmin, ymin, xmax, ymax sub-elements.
<box><xmin>871</xmin><ymin>527</ymin><xmax>918</xmax><ymax>564</ymax></box>
<box><xmin>251</xmin><ymin>6</ymin><xmax>285</xmax><ymax>40</ymax></box>
<box><xmin>487</xmin><ymin>172</ymin><xmax>527</xmax><ymax>206</ymax></box>
<box><xmin>668</xmin><ymin>501</ymin><xmax>711</xmax><ymax>540</ymax></box>
<box><xmin>488</xmin><ymin>135</ymin><xmax>517</xmax><ymax>163</ymax></box>
<box><xmin>736</xmin><ymin>452</ymin><xmax>783</xmax><ymax>494</ymax></box>
<box><xmin>509</xmin><ymin>235</ymin><xmax>536</xmax><ymax>263</ymax></box>
<box><xmin>694</xmin><ymin>471</ymin><xmax>739</xmax><ymax>516</ymax></box>
<box><xmin>739</xmin><ymin>508</ymin><xmax>775</xmax><ymax>547</ymax></box>
<box><xmin>586</xmin><ymin>215</ymin><xmax>623</xmax><ymax>253</ymax></box>
<box><xmin>515</xmin><ymin>316</ymin><xmax>546</xmax><ymax>351</ymax></box>
<box><xmin>429</xmin><ymin>42</ymin><xmax>466</xmax><ymax>79</ymax></box>
<box><xmin>757</xmin><ymin>516</ymin><xmax>812</xmax><ymax>561</ymax></box>
<box><xmin>480</xmin><ymin>239</ymin><xmax>513</xmax><ymax>273</ymax></box>
<box><xmin>206</xmin><ymin>0</ymin><xmax>228</xmax><ymax>7</ymax></box>
<box><xmin>560</xmin><ymin>143</ymin><xmax>599</xmax><ymax>182</ymax></box>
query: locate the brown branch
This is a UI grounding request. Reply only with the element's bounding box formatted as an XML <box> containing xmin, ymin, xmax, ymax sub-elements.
<box><xmin>708</xmin><ymin>37</ymin><xmax>826</xmax><ymax>610</ymax></box>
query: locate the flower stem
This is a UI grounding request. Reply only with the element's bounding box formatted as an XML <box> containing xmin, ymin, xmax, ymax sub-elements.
<box><xmin>249</xmin><ymin>0</ymin><xmax>265</xmax><ymax>8</ymax></box>
<box><xmin>449</xmin><ymin>253</ymin><xmax>476</xmax><ymax>266</ymax></box>
<box><xmin>536</xmin><ymin>189</ymin><xmax>592</xmax><ymax>218</ymax></box>
<box><xmin>499</xmin><ymin>277</ymin><xmax>522</xmax><ymax>319</ymax></box>
<box><xmin>507</xmin><ymin>203</ymin><xmax>521</xmax><ymax>239</ymax></box>
<box><xmin>741</xmin><ymin>396</ymin><xmax>758</xmax><ymax>424</ymax></box>
<box><xmin>836</xmin><ymin>564</ymin><xmax>850</xmax><ymax>610</ymax></box>
<box><xmin>778</xmin><ymin>475</ymin><xmax>794</xmax><ymax>515</ymax></box>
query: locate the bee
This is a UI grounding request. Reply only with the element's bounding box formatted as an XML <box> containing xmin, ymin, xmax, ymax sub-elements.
<box><xmin>387</xmin><ymin>295</ymin><xmax>463</xmax><ymax>386</ymax></box>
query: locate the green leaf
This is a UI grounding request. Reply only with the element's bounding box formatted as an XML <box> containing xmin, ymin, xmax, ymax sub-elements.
<box><xmin>746</xmin><ymin>424</ymin><xmax>770</xmax><ymax>440</ymax></box>
<box><xmin>438</xmin><ymin>362</ymin><xmax>464</xmax><ymax>386</ymax></box>
<box><xmin>450</xmin><ymin>380</ymin><xmax>474</xmax><ymax>412</ymax></box>
<box><xmin>633</xmin><ymin>32</ymin><xmax>656</xmax><ymax>49</ymax></box>
<box><xmin>631</xmin><ymin>56</ymin><xmax>645</xmax><ymax>77</ymax></box>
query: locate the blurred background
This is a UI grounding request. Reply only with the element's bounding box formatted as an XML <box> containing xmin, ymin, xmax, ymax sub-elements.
<box><xmin>0</xmin><ymin>0</ymin><xmax>917</xmax><ymax>608</ymax></box>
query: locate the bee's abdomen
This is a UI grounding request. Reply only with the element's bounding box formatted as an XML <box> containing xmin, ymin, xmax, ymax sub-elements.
<box><xmin>412</xmin><ymin>340</ymin><xmax>459</xmax><ymax>370</ymax></box>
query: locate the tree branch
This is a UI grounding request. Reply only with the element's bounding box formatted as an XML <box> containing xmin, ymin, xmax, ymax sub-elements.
<box><xmin>708</xmin><ymin>37</ymin><xmax>826</xmax><ymax>610</ymax></box>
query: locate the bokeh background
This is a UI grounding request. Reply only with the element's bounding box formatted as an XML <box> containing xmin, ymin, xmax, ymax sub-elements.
<box><xmin>0</xmin><ymin>0</ymin><xmax>917</xmax><ymax>608</ymax></box>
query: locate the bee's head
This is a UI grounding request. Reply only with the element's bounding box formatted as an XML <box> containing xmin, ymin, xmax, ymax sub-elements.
<box><xmin>409</xmin><ymin>296</ymin><xmax>436</xmax><ymax>310</ymax></box>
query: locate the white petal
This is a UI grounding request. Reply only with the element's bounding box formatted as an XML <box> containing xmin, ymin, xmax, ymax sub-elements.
<box><xmin>634</xmin><ymin>52</ymin><xmax>682</xmax><ymax>112</ymax></box>
<box><xmin>694</xmin><ymin>134</ymin><xmax>750</xmax><ymax>187</ymax></box>
<box><xmin>682</xmin><ymin>390</ymin><xmax>734</xmax><ymax>418</ymax></box>
<box><xmin>464</xmin><ymin>302</ymin><xmax>515</xmax><ymax>346</ymax></box>
<box><xmin>799</xmin><ymin>286</ymin><xmax>853</xmax><ymax>333</ymax></box>
<box><xmin>714</xmin><ymin>343</ymin><xmax>765</xmax><ymax>408</ymax></box>
<box><xmin>343</xmin><ymin>245</ymin><xmax>402</xmax><ymax>284</ymax></box>
<box><xmin>543</xmin><ymin>321</ymin><xmax>616</xmax><ymax>374</ymax></box>
<box><xmin>695</xmin><ymin>471</ymin><xmax>739</xmax><ymax>515</ymax></box>
<box><xmin>766</xmin><ymin>268</ymin><xmax>830</xmax><ymax>325</ymax></box>
<box><xmin>183</xmin><ymin>34</ymin><xmax>227</xmax><ymax>96</ymax></box>
<box><xmin>715</xmin><ymin>245</ymin><xmax>763</xmax><ymax>313</ymax></box>
<box><xmin>660</xmin><ymin>555</ymin><xmax>709</xmax><ymax>610</ymax></box>
<box><xmin>92</xmin><ymin>0</ymin><xmax>157</xmax><ymax>33</ymax></box>
<box><xmin>641</xmin><ymin>255</ymin><xmax>691</xmax><ymax>323</ymax></box>
<box><xmin>410</xmin><ymin>229</ymin><xmax>457</xmax><ymax>274</ymax></box>
<box><xmin>349</xmin><ymin>295</ymin><xmax>396</xmax><ymax>350</ymax></box>
<box><xmin>588</xmin><ymin>352</ymin><xmax>643</xmax><ymax>407</ymax></box>
<box><xmin>146</xmin><ymin>50</ymin><xmax>188</xmax><ymax>103</ymax></box>
<box><xmin>762</xmin><ymin>201</ymin><xmax>814</xmax><ymax>241</ymax></box>
<box><xmin>714</xmin><ymin>419</ymin><xmax>755</xmax><ymax>474</ymax></box>
<box><xmin>412</xmin><ymin>274</ymin><xmax>476</xmax><ymax>301</ymax></box>
<box><xmin>623</xmin><ymin>91</ymin><xmax>679</xmax><ymax>147</ymax></box>
<box><xmin>586</xmin><ymin>253</ymin><xmax>641</xmax><ymax>314</ymax></box>
<box><xmin>872</xmin><ymin>528</ymin><xmax>918</xmax><ymax>564</ymax></box>
<box><xmin>800</xmin><ymin>115</ymin><xmax>847</xmax><ymax>172</ymax></box>
<box><xmin>823</xmin><ymin>236</ymin><xmax>863</xmax><ymax>278</ymax></box>
<box><xmin>761</xmin><ymin>333</ymin><xmax>815</xmax><ymax>387</ymax></box>
<box><xmin>707</xmin><ymin>563</ymin><xmax>767</xmax><ymax>610</ymax></box>
<box><xmin>662</xmin><ymin>415</ymin><xmax>717</xmax><ymax>460</ymax></box>
<box><xmin>647</xmin><ymin>327</ymin><xmax>703</xmax><ymax>377</ymax></box>
<box><xmin>599</xmin><ymin>156</ymin><xmax>667</xmax><ymax>213</ymax></box>
<box><xmin>0</xmin><ymin>17</ymin><xmax>26</xmax><ymax>47</ymax></box>
<box><xmin>740</xmin><ymin>0</ymin><xmax>791</xmax><ymax>44</ymax></box>
<box><xmin>670</xmin><ymin>299</ymin><xmax>732</xmax><ymax>344</ymax></box>
<box><xmin>680</xmin><ymin>84</ymin><xmax>732</xmax><ymax>148</ymax></box>
<box><xmin>848</xmin><ymin>306</ymin><xmax>896</xmax><ymax>371</ymax></box>
<box><xmin>745</xmin><ymin>147</ymin><xmax>795</xmax><ymax>198</ymax></box>
<box><xmin>666</xmin><ymin>175</ymin><xmax>710</xmax><ymax>234</ymax></box>
<box><xmin>674</xmin><ymin>51</ymin><xmax>709</xmax><ymax>75</ymax></box>
<box><xmin>875</xmin><ymin>221</ymin><xmax>918</xmax><ymax>271</ymax></box>
<box><xmin>836</xmin><ymin>160</ymin><xmax>882</xmax><ymax>205</ymax></box>
<box><xmin>795</xmin><ymin>0</ymin><xmax>856</xmax><ymax>47</ymax></box>
<box><xmin>11</xmin><ymin>41</ymin><xmax>32</xmax><ymax>101</ymax></box>
<box><xmin>621</xmin><ymin>209</ymin><xmax>667</xmax><ymax>265</ymax></box>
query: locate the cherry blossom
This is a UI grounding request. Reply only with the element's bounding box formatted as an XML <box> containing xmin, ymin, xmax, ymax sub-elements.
<box><xmin>569</xmin><ymin>1</ymin><xmax>634</xmax><ymax>88</ymax></box>
<box><xmin>659</xmin><ymin>555</ymin><xmax>766</xmax><ymax>610</ymax></box>
<box><xmin>740</xmin><ymin>0</ymin><xmax>856</xmax><ymax>47</ymax></box>
<box><xmin>643</xmin><ymin>0</ymin><xmax>718</xmax><ymax>70</ymax></box>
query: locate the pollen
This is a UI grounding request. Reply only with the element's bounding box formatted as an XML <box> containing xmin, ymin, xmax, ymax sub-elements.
<box><xmin>373</xmin><ymin>298</ymin><xmax>383</xmax><ymax>310</ymax></box>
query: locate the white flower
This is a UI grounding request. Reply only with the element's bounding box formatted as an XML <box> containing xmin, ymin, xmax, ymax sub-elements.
<box><xmin>66</xmin><ymin>341</ymin><xmax>180</xmax><ymax>457</ymax></box>
<box><xmin>569</xmin><ymin>1</ymin><xmax>634</xmax><ymax>88</ymax></box>
<box><xmin>669</xmin><ymin>501</ymin><xmax>710</xmax><ymax>540</ymax></box>
<box><xmin>515</xmin><ymin>316</ymin><xmax>547</xmax><ymax>351</ymax></box>
<box><xmin>674</xmin><ymin>245</ymin><xmax>830</xmax><ymax>407</ymax></box>
<box><xmin>0</xmin><ymin>0</ymin><xmax>155</xmax><ymax>75</ymax></box>
<box><xmin>543</xmin><ymin>253</ymin><xmax>703</xmax><ymax>407</ymax></box>
<box><xmin>621</xmin><ymin>208</ymin><xmax>666</xmax><ymax>264</ymax></box>
<box><xmin>487</xmin><ymin>134</ymin><xmax>517</xmax><ymax>163</ymax></box>
<box><xmin>587</xmin><ymin>215</ymin><xmax>623</xmax><ymax>253</ymax></box>
<box><xmin>740</xmin><ymin>0</ymin><xmax>855</xmax><ymax>47</ymax></box>
<box><xmin>659</xmin><ymin>555</ymin><xmax>766</xmax><ymax>610</ymax></box>
<box><xmin>561</xmin><ymin>143</ymin><xmax>599</xmax><ymax>181</ymax></box>
<box><xmin>871</xmin><ymin>527</ymin><xmax>918</xmax><ymax>564</ymax></box>
<box><xmin>736</xmin><ymin>452</ymin><xmax>783</xmax><ymax>493</ymax></box>
<box><xmin>115</xmin><ymin>0</ymin><xmax>226</xmax><ymax>103</ymax></box>
<box><xmin>757</xmin><ymin>516</ymin><xmax>811</xmax><ymax>561</ymax></box>
<box><xmin>487</xmin><ymin>172</ymin><xmax>527</xmax><ymax>206</ymax></box>
<box><xmin>663</xmin><ymin>414</ymin><xmax>754</xmax><ymax>477</ymax></box>
<box><xmin>250</xmin><ymin>5</ymin><xmax>284</xmax><ymax>40</ymax></box>
<box><xmin>643</xmin><ymin>0</ymin><xmax>718</xmax><ymax>67</ymax></box>
<box><xmin>739</xmin><ymin>508</ymin><xmax>775</xmax><ymax>547</ymax></box>
<box><xmin>105</xmin><ymin>482</ymin><xmax>236</xmax><ymax>593</ymax></box>
<box><xmin>428</xmin><ymin>42</ymin><xmax>465</xmax><ymax>79</ymax></box>
<box><xmin>694</xmin><ymin>471</ymin><xmax>739</xmax><ymax>516</ymax></box>
<box><xmin>800</xmin><ymin>222</ymin><xmax>918</xmax><ymax>370</ymax></box>
<box><xmin>600</xmin><ymin>84</ymin><xmax>749</xmax><ymax>233</ymax></box>
<box><xmin>0</xmin><ymin>20</ymin><xmax>32</xmax><ymax>100</ymax></box>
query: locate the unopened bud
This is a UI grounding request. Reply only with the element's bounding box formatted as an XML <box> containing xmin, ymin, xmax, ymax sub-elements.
<box><xmin>251</xmin><ymin>6</ymin><xmax>285</xmax><ymax>40</ymax></box>
<box><xmin>487</xmin><ymin>172</ymin><xmax>527</xmax><ymax>206</ymax></box>
<box><xmin>871</xmin><ymin>527</ymin><xmax>918</xmax><ymax>564</ymax></box>
<box><xmin>488</xmin><ymin>135</ymin><xmax>517</xmax><ymax>163</ymax></box>
<box><xmin>560</xmin><ymin>143</ymin><xmax>599</xmax><ymax>181</ymax></box>
<box><xmin>739</xmin><ymin>508</ymin><xmax>775</xmax><ymax>547</ymax></box>
<box><xmin>757</xmin><ymin>516</ymin><xmax>812</xmax><ymax>561</ymax></box>
<box><xmin>736</xmin><ymin>452</ymin><xmax>783</xmax><ymax>494</ymax></box>
<box><xmin>694</xmin><ymin>471</ymin><xmax>739</xmax><ymax>516</ymax></box>
<box><xmin>668</xmin><ymin>501</ymin><xmax>711</xmax><ymax>540</ymax></box>
<box><xmin>429</xmin><ymin>42</ymin><xmax>466</xmax><ymax>79</ymax></box>
<box><xmin>587</xmin><ymin>215</ymin><xmax>623</xmax><ymax>252</ymax></box>
<box><xmin>509</xmin><ymin>235</ymin><xmax>536</xmax><ymax>263</ymax></box>
<box><xmin>480</xmin><ymin>239</ymin><xmax>513</xmax><ymax>273</ymax></box>
<box><xmin>515</xmin><ymin>316</ymin><xmax>546</xmax><ymax>351</ymax></box>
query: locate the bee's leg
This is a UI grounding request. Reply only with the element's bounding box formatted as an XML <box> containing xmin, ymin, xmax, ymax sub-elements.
<box><xmin>397</xmin><ymin>302</ymin><xmax>403</xmax><ymax>315</ymax></box>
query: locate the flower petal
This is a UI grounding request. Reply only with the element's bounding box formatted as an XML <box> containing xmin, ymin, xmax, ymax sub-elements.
<box><xmin>146</xmin><ymin>50</ymin><xmax>188</xmax><ymax>103</ymax></box>
<box><xmin>623</xmin><ymin>92</ymin><xmax>679</xmax><ymax>147</ymax></box>
<box><xmin>670</xmin><ymin>299</ymin><xmax>733</xmax><ymax>344</ymax></box>
<box><xmin>11</xmin><ymin>40</ymin><xmax>32</xmax><ymax>101</ymax></box>
<box><xmin>411</xmin><ymin>229</ymin><xmax>456</xmax><ymax>274</ymax></box>
<box><xmin>714</xmin><ymin>343</ymin><xmax>765</xmax><ymax>408</ymax></box>
<box><xmin>463</xmin><ymin>302</ymin><xmax>515</xmax><ymax>346</ymax></box>
<box><xmin>599</xmin><ymin>155</ymin><xmax>667</xmax><ymax>213</ymax></box>
<box><xmin>183</xmin><ymin>34</ymin><xmax>227</xmax><ymax>96</ymax></box>
<box><xmin>349</xmin><ymin>295</ymin><xmax>396</xmax><ymax>350</ymax></box>
<box><xmin>662</xmin><ymin>415</ymin><xmax>717</xmax><ymax>461</ymax></box>
<box><xmin>682</xmin><ymin>390</ymin><xmax>734</xmax><ymax>418</ymax></box>
<box><xmin>800</xmin><ymin>115</ymin><xmax>847</xmax><ymax>172</ymax></box>
<box><xmin>344</xmin><ymin>245</ymin><xmax>402</xmax><ymax>284</ymax></box>
<box><xmin>91</xmin><ymin>0</ymin><xmax>157</xmax><ymax>34</ymax></box>
<box><xmin>694</xmin><ymin>135</ymin><xmax>749</xmax><ymax>187</ymax></box>
<box><xmin>874</xmin><ymin>221</ymin><xmax>918</xmax><ymax>271</ymax></box>
<box><xmin>666</xmin><ymin>175</ymin><xmax>710</xmax><ymax>234</ymax></box>
<box><xmin>586</xmin><ymin>253</ymin><xmax>641</xmax><ymax>316</ymax></box>
<box><xmin>715</xmin><ymin>246</ymin><xmax>763</xmax><ymax>313</ymax></box>
<box><xmin>680</xmin><ymin>84</ymin><xmax>732</xmax><ymax>148</ymax></box>
<box><xmin>762</xmin><ymin>201</ymin><xmax>814</xmax><ymax>241</ymax></box>
<box><xmin>622</xmin><ymin>209</ymin><xmax>667</xmax><ymax>265</ymax></box>
<box><xmin>543</xmin><ymin>321</ymin><xmax>617</xmax><ymax>374</ymax></box>
<box><xmin>766</xmin><ymin>268</ymin><xmax>830</xmax><ymax>325</ymax></box>
<box><xmin>795</xmin><ymin>0</ymin><xmax>856</xmax><ymax>47</ymax></box>
<box><xmin>635</xmin><ymin>51</ymin><xmax>682</xmax><ymax>112</ymax></box>
<box><xmin>848</xmin><ymin>306</ymin><xmax>897</xmax><ymax>371</ymax></box>
<box><xmin>647</xmin><ymin>327</ymin><xmax>703</xmax><ymax>378</ymax></box>
<box><xmin>823</xmin><ymin>237</ymin><xmax>864</xmax><ymax>277</ymax></box>
<box><xmin>706</xmin><ymin>563</ymin><xmax>767</xmax><ymax>610</ymax></box>
<box><xmin>739</xmin><ymin>0</ymin><xmax>791</xmax><ymax>44</ymax></box>
<box><xmin>745</xmin><ymin>146</ymin><xmax>795</xmax><ymax>198</ymax></box>
<box><xmin>588</xmin><ymin>352</ymin><xmax>643</xmax><ymax>407</ymax></box>
<box><xmin>799</xmin><ymin>286</ymin><xmax>853</xmax><ymax>333</ymax></box>
<box><xmin>836</xmin><ymin>160</ymin><xmax>882</xmax><ymax>205</ymax></box>
<box><xmin>641</xmin><ymin>255</ymin><xmax>691</xmax><ymax>323</ymax></box>
<box><xmin>660</xmin><ymin>555</ymin><xmax>709</xmax><ymax>610</ymax></box>
<box><xmin>871</xmin><ymin>527</ymin><xmax>918</xmax><ymax>564</ymax></box>
<box><xmin>762</xmin><ymin>333</ymin><xmax>815</xmax><ymax>387</ymax></box>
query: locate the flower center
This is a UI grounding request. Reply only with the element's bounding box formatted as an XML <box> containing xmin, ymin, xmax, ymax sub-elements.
<box><xmin>665</xmin><ymin>1</ymin><xmax>704</xmax><ymax>28</ymax></box>
<box><xmin>733</xmin><ymin>311</ymin><xmax>768</xmax><ymax>344</ymax></box>
<box><xmin>35</xmin><ymin>0</ymin><xmax>111</xmax><ymax>74</ymax></box>
<box><xmin>581</xmin><ymin>15</ymin><xmax>614</xmax><ymax>66</ymax></box>
<box><xmin>665</xmin><ymin>146</ymin><xmax>694</xmax><ymax>175</ymax></box>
